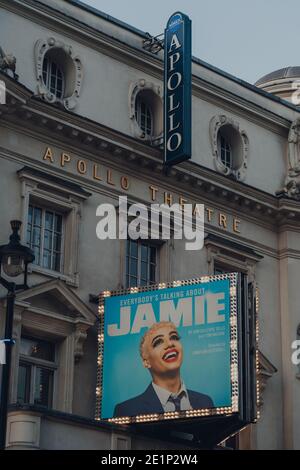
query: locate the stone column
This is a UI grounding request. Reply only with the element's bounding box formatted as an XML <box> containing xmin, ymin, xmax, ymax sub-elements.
<box><xmin>278</xmin><ymin>229</ymin><xmax>300</xmax><ymax>449</ymax></box>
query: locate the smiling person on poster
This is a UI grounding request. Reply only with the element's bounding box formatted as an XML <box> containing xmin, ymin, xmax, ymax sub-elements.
<box><xmin>113</xmin><ymin>321</ymin><xmax>214</xmax><ymax>417</ymax></box>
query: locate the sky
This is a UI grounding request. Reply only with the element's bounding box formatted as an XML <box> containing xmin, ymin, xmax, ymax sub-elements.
<box><xmin>81</xmin><ymin>0</ymin><xmax>300</xmax><ymax>85</ymax></box>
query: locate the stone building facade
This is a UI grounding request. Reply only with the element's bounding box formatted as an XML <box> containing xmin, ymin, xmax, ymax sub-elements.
<box><xmin>0</xmin><ymin>0</ymin><xmax>300</xmax><ymax>450</ymax></box>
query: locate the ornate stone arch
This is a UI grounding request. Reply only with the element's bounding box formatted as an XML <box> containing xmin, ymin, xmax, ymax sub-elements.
<box><xmin>210</xmin><ymin>114</ymin><xmax>249</xmax><ymax>181</ymax></box>
<box><xmin>129</xmin><ymin>79</ymin><xmax>163</xmax><ymax>144</ymax></box>
<box><xmin>34</xmin><ymin>37</ymin><xmax>83</xmax><ymax>110</ymax></box>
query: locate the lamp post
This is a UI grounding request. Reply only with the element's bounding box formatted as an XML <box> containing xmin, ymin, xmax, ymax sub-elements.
<box><xmin>0</xmin><ymin>220</ymin><xmax>34</xmax><ymax>450</ymax></box>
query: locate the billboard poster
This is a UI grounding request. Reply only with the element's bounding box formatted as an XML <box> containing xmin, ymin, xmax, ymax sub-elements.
<box><xmin>96</xmin><ymin>274</ymin><xmax>239</xmax><ymax>423</ymax></box>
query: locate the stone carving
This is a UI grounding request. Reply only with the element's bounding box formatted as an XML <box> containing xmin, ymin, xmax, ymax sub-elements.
<box><xmin>282</xmin><ymin>119</ymin><xmax>300</xmax><ymax>199</ymax></box>
<box><xmin>34</xmin><ymin>38</ymin><xmax>83</xmax><ymax>110</ymax></box>
<box><xmin>0</xmin><ymin>46</ymin><xmax>18</xmax><ymax>79</ymax></box>
<box><xmin>74</xmin><ymin>325</ymin><xmax>88</xmax><ymax>363</ymax></box>
<box><xmin>210</xmin><ymin>114</ymin><xmax>249</xmax><ymax>181</ymax></box>
<box><xmin>288</xmin><ymin>119</ymin><xmax>300</xmax><ymax>171</ymax></box>
<box><xmin>258</xmin><ymin>351</ymin><xmax>277</xmax><ymax>408</ymax></box>
<box><xmin>129</xmin><ymin>79</ymin><xmax>163</xmax><ymax>144</ymax></box>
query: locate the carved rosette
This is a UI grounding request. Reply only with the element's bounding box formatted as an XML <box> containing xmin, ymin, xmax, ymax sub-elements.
<box><xmin>34</xmin><ymin>38</ymin><xmax>83</xmax><ymax>110</ymax></box>
<box><xmin>209</xmin><ymin>114</ymin><xmax>249</xmax><ymax>181</ymax></box>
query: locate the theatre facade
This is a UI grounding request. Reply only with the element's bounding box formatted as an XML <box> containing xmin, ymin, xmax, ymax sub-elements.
<box><xmin>0</xmin><ymin>0</ymin><xmax>300</xmax><ymax>450</ymax></box>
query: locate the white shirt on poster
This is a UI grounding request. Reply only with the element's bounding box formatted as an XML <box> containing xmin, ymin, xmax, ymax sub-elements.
<box><xmin>152</xmin><ymin>381</ymin><xmax>192</xmax><ymax>412</ymax></box>
<box><xmin>0</xmin><ymin>340</ymin><xmax>6</xmax><ymax>365</ymax></box>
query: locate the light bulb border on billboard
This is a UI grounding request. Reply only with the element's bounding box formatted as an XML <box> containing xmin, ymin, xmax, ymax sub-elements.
<box><xmin>94</xmin><ymin>273</ymin><xmax>255</xmax><ymax>425</ymax></box>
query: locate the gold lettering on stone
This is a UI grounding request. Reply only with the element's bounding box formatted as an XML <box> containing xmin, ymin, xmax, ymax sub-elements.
<box><xmin>120</xmin><ymin>176</ymin><xmax>130</xmax><ymax>190</ymax></box>
<box><xmin>40</xmin><ymin>149</ymin><xmax>243</xmax><ymax>234</ymax></box>
<box><xmin>219</xmin><ymin>213</ymin><xmax>227</xmax><ymax>229</ymax></box>
<box><xmin>193</xmin><ymin>204</ymin><xmax>202</xmax><ymax>217</ymax></box>
<box><xmin>107</xmin><ymin>169</ymin><xmax>115</xmax><ymax>186</ymax></box>
<box><xmin>77</xmin><ymin>160</ymin><xmax>87</xmax><ymax>174</ymax></box>
<box><xmin>206</xmin><ymin>208</ymin><xmax>214</xmax><ymax>222</ymax></box>
<box><xmin>233</xmin><ymin>218</ymin><xmax>241</xmax><ymax>233</ymax></box>
<box><xmin>61</xmin><ymin>153</ymin><xmax>71</xmax><ymax>167</ymax></box>
<box><xmin>149</xmin><ymin>186</ymin><xmax>159</xmax><ymax>201</ymax></box>
<box><xmin>93</xmin><ymin>164</ymin><xmax>102</xmax><ymax>181</ymax></box>
<box><xmin>43</xmin><ymin>147</ymin><xmax>54</xmax><ymax>163</ymax></box>
<box><xmin>164</xmin><ymin>192</ymin><xmax>173</xmax><ymax>206</ymax></box>
<box><xmin>179</xmin><ymin>197</ymin><xmax>187</xmax><ymax>210</ymax></box>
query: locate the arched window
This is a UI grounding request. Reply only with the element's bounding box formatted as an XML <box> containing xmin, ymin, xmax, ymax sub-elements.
<box><xmin>42</xmin><ymin>55</ymin><xmax>64</xmax><ymax>99</ymax></box>
<box><xmin>35</xmin><ymin>38</ymin><xmax>83</xmax><ymax>109</ymax></box>
<box><xmin>130</xmin><ymin>81</ymin><xmax>163</xmax><ymax>143</ymax></box>
<box><xmin>210</xmin><ymin>115</ymin><xmax>249</xmax><ymax>181</ymax></box>
<box><xmin>135</xmin><ymin>96</ymin><xmax>153</xmax><ymax>136</ymax></box>
<box><xmin>219</xmin><ymin>134</ymin><xmax>232</xmax><ymax>169</ymax></box>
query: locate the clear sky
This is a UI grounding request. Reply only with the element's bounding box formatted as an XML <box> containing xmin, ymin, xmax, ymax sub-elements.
<box><xmin>82</xmin><ymin>0</ymin><xmax>300</xmax><ymax>85</ymax></box>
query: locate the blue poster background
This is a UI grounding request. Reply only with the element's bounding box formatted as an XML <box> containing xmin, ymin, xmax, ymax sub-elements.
<box><xmin>101</xmin><ymin>279</ymin><xmax>231</xmax><ymax>419</ymax></box>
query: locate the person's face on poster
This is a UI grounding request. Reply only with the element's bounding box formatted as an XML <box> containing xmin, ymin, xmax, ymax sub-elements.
<box><xmin>141</xmin><ymin>324</ymin><xmax>183</xmax><ymax>377</ymax></box>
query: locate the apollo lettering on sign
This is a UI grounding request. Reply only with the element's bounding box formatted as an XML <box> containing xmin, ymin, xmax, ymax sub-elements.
<box><xmin>164</xmin><ymin>12</ymin><xmax>191</xmax><ymax>166</ymax></box>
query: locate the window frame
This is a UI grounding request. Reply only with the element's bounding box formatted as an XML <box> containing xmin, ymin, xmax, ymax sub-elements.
<box><xmin>210</xmin><ymin>115</ymin><xmax>249</xmax><ymax>181</ymax></box>
<box><xmin>219</xmin><ymin>135</ymin><xmax>232</xmax><ymax>169</ymax></box>
<box><xmin>205</xmin><ymin>234</ymin><xmax>263</xmax><ymax>283</ymax></box>
<box><xmin>18</xmin><ymin>168</ymin><xmax>91</xmax><ymax>287</ymax></box>
<box><xmin>35</xmin><ymin>37</ymin><xmax>83</xmax><ymax>110</ymax></box>
<box><xmin>27</xmin><ymin>203</ymin><xmax>65</xmax><ymax>274</ymax></box>
<box><xmin>42</xmin><ymin>55</ymin><xmax>65</xmax><ymax>100</ymax></box>
<box><xmin>125</xmin><ymin>240</ymin><xmax>158</xmax><ymax>288</ymax></box>
<box><xmin>214</xmin><ymin>262</ymin><xmax>246</xmax><ymax>276</ymax></box>
<box><xmin>17</xmin><ymin>337</ymin><xmax>58</xmax><ymax>409</ymax></box>
<box><xmin>135</xmin><ymin>97</ymin><xmax>153</xmax><ymax>137</ymax></box>
<box><xmin>8</xmin><ymin>279</ymin><xmax>95</xmax><ymax>414</ymax></box>
<box><xmin>129</xmin><ymin>80</ymin><xmax>163</xmax><ymax>144</ymax></box>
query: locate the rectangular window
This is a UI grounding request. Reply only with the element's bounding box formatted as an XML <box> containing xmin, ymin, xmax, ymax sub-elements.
<box><xmin>27</xmin><ymin>204</ymin><xmax>63</xmax><ymax>272</ymax></box>
<box><xmin>17</xmin><ymin>363</ymin><xmax>31</xmax><ymax>403</ymax></box>
<box><xmin>34</xmin><ymin>367</ymin><xmax>54</xmax><ymax>407</ymax></box>
<box><xmin>126</xmin><ymin>240</ymin><xmax>157</xmax><ymax>287</ymax></box>
<box><xmin>17</xmin><ymin>337</ymin><xmax>57</xmax><ymax>409</ymax></box>
<box><xmin>214</xmin><ymin>264</ymin><xmax>238</xmax><ymax>275</ymax></box>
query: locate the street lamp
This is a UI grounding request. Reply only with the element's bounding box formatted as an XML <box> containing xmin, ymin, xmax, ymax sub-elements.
<box><xmin>0</xmin><ymin>220</ymin><xmax>34</xmax><ymax>449</ymax></box>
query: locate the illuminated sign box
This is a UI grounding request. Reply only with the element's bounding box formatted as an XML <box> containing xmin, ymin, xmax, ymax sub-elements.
<box><xmin>95</xmin><ymin>274</ymin><xmax>255</xmax><ymax>428</ymax></box>
<box><xmin>164</xmin><ymin>12</ymin><xmax>192</xmax><ymax>166</ymax></box>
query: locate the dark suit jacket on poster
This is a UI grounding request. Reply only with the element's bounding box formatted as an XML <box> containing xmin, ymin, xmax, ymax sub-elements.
<box><xmin>113</xmin><ymin>384</ymin><xmax>214</xmax><ymax>417</ymax></box>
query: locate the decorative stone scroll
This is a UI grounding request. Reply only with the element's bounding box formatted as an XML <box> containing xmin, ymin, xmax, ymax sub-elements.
<box><xmin>210</xmin><ymin>114</ymin><xmax>249</xmax><ymax>181</ymax></box>
<box><xmin>34</xmin><ymin>38</ymin><xmax>83</xmax><ymax>110</ymax></box>
<box><xmin>129</xmin><ymin>79</ymin><xmax>163</xmax><ymax>144</ymax></box>
<box><xmin>0</xmin><ymin>46</ymin><xmax>17</xmax><ymax>79</ymax></box>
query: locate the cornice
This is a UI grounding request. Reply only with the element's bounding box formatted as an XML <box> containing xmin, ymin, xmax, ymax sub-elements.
<box><xmin>1</xmin><ymin>0</ymin><xmax>298</xmax><ymax>131</ymax></box>
<box><xmin>1</xmin><ymin>75</ymin><xmax>300</xmax><ymax>231</ymax></box>
<box><xmin>204</xmin><ymin>233</ymin><xmax>264</xmax><ymax>261</ymax></box>
<box><xmin>0</xmin><ymin>0</ymin><xmax>163</xmax><ymax>79</ymax></box>
<box><xmin>203</xmin><ymin>225</ymin><xmax>278</xmax><ymax>259</ymax></box>
<box><xmin>192</xmin><ymin>77</ymin><xmax>291</xmax><ymax>135</ymax></box>
<box><xmin>278</xmin><ymin>248</ymin><xmax>300</xmax><ymax>260</ymax></box>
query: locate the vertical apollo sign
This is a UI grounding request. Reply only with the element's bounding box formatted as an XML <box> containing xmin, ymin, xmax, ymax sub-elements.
<box><xmin>164</xmin><ymin>12</ymin><xmax>192</xmax><ymax>166</ymax></box>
